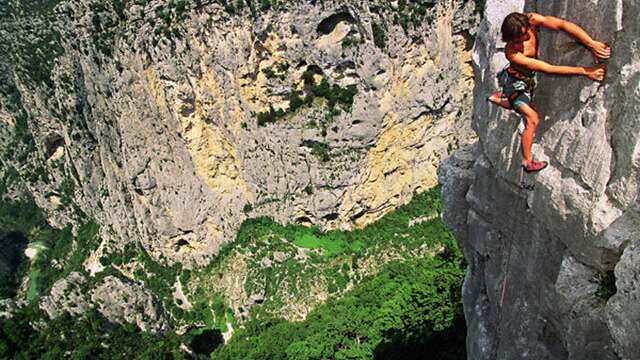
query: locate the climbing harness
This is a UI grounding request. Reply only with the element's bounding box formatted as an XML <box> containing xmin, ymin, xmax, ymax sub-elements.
<box><xmin>506</xmin><ymin>66</ymin><xmax>535</xmax><ymax>87</ymax></box>
<box><xmin>497</xmin><ymin>66</ymin><xmax>537</xmax><ymax>109</ymax></box>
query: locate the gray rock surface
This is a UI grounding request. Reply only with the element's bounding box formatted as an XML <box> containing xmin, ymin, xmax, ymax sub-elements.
<box><xmin>440</xmin><ymin>0</ymin><xmax>639</xmax><ymax>359</ymax></box>
<box><xmin>0</xmin><ymin>298</ymin><xmax>27</xmax><ymax>319</ymax></box>
<box><xmin>0</xmin><ymin>0</ymin><xmax>478</xmax><ymax>267</ymax></box>
<box><xmin>40</xmin><ymin>271</ymin><xmax>90</xmax><ymax>319</ymax></box>
<box><xmin>90</xmin><ymin>275</ymin><xmax>170</xmax><ymax>333</ymax></box>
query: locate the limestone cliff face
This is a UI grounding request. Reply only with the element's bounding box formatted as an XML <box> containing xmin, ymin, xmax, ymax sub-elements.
<box><xmin>0</xmin><ymin>0</ymin><xmax>477</xmax><ymax>266</ymax></box>
<box><xmin>440</xmin><ymin>0</ymin><xmax>639</xmax><ymax>359</ymax></box>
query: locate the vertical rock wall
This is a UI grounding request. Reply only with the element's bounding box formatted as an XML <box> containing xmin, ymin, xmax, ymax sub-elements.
<box><xmin>440</xmin><ymin>0</ymin><xmax>640</xmax><ymax>359</ymax></box>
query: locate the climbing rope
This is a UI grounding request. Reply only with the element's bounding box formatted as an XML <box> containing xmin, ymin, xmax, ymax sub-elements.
<box><xmin>500</xmin><ymin>235</ymin><xmax>514</xmax><ymax>308</ymax></box>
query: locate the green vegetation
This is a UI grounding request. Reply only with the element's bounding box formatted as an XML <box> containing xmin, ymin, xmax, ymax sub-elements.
<box><xmin>388</xmin><ymin>0</ymin><xmax>439</xmax><ymax>33</ymax></box>
<box><xmin>341</xmin><ymin>35</ymin><xmax>363</xmax><ymax>49</ymax></box>
<box><xmin>303</xmin><ymin>140</ymin><xmax>331</xmax><ymax>162</ymax></box>
<box><xmin>0</xmin><ymin>303</ymin><xmax>186</xmax><ymax>359</ymax></box>
<box><xmin>143</xmin><ymin>0</ymin><xmax>300</xmax><ymax>45</ymax></box>
<box><xmin>0</xmin><ymin>167</ymin><xmax>31</xmax><ymax>298</ymax></box>
<box><xmin>2</xmin><ymin>248</ymin><xmax>465</xmax><ymax>359</ymax></box>
<box><xmin>2</xmin><ymin>0</ymin><xmax>65</xmax><ymax>88</ymax></box>
<box><xmin>1</xmin><ymin>182</ymin><xmax>465</xmax><ymax>358</ymax></box>
<box><xmin>372</xmin><ymin>21</ymin><xmax>386</xmax><ymax>49</ymax></box>
<box><xmin>88</xmin><ymin>0</ymin><xmax>186</xmax><ymax>56</ymax></box>
<box><xmin>213</xmin><ymin>254</ymin><xmax>465</xmax><ymax>359</ymax></box>
<box><xmin>2</xmin><ymin>0</ymin><xmax>63</xmax><ymax>16</ymax></box>
<box><xmin>58</xmin><ymin>177</ymin><xmax>76</xmax><ymax>205</ymax></box>
<box><xmin>303</xmin><ymin>183</ymin><xmax>313</xmax><ymax>195</ymax></box>
<box><xmin>92</xmin><ymin>243</ymin><xmax>235</xmax><ymax>336</ymax></box>
<box><xmin>14</xmin><ymin>27</ymin><xmax>65</xmax><ymax>87</ymax></box>
<box><xmin>150</xmin><ymin>0</ymin><xmax>190</xmax><ymax>44</ymax></box>
<box><xmin>243</xmin><ymin>202</ymin><xmax>254</xmax><ymax>213</ymax></box>
<box><xmin>99</xmin><ymin>241</ymin><xmax>189</xmax><ymax>319</ymax></box>
<box><xmin>88</xmin><ymin>2</ymin><xmax>122</xmax><ymax>57</ymax></box>
<box><xmin>0</xmin><ymin>169</ymin><xmax>101</xmax><ymax>300</ymax></box>
<box><xmin>184</xmin><ymin>186</ymin><xmax>459</xmax><ymax>328</ymax></box>
<box><xmin>288</xmin><ymin>90</ymin><xmax>306</xmax><ymax>112</ymax></box>
<box><xmin>293</xmin><ymin>232</ymin><xmax>361</xmax><ymax>257</ymax></box>
<box><xmin>97</xmin><ymin>240</ymin><xmax>237</xmax><ymax>337</ymax></box>
<box><xmin>262</xmin><ymin>67</ymin><xmax>278</xmax><ymax>80</ymax></box>
<box><xmin>262</xmin><ymin>61</ymin><xmax>290</xmax><ymax>80</ymax></box>
<box><xmin>256</xmin><ymin>105</ymin><xmax>288</xmax><ymax>126</ymax></box>
<box><xmin>112</xmin><ymin>0</ymin><xmax>128</xmax><ymax>20</ymax></box>
<box><xmin>303</xmin><ymin>76</ymin><xmax>358</xmax><ymax>112</ymax></box>
<box><xmin>0</xmin><ymin>80</ymin><xmax>35</xmax><ymax>165</ymax></box>
<box><xmin>179</xmin><ymin>183</ymin><xmax>467</xmax><ymax>359</ymax></box>
<box><xmin>256</xmin><ymin>65</ymin><xmax>357</xmax><ymax>127</ymax></box>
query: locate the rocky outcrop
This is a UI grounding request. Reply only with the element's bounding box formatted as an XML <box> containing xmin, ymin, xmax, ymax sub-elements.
<box><xmin>440</xmin><ymin>0</ymin><xmax>639</xmax><ymax>359</ymax></box>
<box><xmin>39</xmin><ymin>272</ymin><xmax>169</xmax><ymax>333</ymax></box>
<box><xmin>40</xmin><ymin>272</ymin><xmax>90</xmax><ymax>319</ymax></box>
<box><xmin>0</xmin><ymin>298</ymin><xmax>27</xmax><ymax>319</ymax></box>
<box><xmin>91</xmin><ymin>276</ymin><xmax>170</xmax><ymax>333</ymax></box>
<box><xmin>0</xmin><ymin>0</ymin><xmax>478</xmax><ymax>266</ymax></box>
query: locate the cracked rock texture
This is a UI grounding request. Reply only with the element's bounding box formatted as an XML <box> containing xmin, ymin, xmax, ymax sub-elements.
<box><xmin>0</xmin><ymin>0</ymin><xmax>478</xmax><ymax>267</ymax></box>
<box><xmin>38</xmin><ymin>273</ymin><xmax>169</xmax><ymax>333</ymax></box>
<box><xmin>90</xmin><ymin>275</ymin><xmax>170</xmax><ymax>333</ymax></box>
<box><xmin>40</xmin><ymin>272</ymin><xmax>90</xmax><ymax>319</ymax></box>
<box><xmin>439</xmin><ymin>0</ymin><xmax>639</xmax><ymax>359</ymax></box>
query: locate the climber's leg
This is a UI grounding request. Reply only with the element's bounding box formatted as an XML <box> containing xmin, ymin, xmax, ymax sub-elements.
<box><xmin>487</xmin><ymin>92</ymin><xmax>513</xmax><ymax>109</ymax></box>
<box><xmin>515</xmin><ymin>103</ymin><xmax>546</xmax><ymax>172</ymax></box>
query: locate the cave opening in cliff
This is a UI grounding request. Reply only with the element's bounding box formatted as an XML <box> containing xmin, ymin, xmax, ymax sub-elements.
<box><xmin>316</xmin><ymin>12</ymin><xmax>356</xmax><ymax>35</ymax></box>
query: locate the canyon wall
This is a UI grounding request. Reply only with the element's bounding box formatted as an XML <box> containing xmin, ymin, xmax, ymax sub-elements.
<box><xmin>0</xmin><ymin>0</ymin><xmax>478</xmax><ymax>266</ymax></box>
<box><xmin>440</xmin><ymin>0</ymin><xmax>640</xmax><ymax>359</ymax></box>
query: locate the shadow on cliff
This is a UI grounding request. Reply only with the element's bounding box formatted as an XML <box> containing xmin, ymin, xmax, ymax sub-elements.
<box><xmin>190</xmin><ymin>329</ymin><xmax>224</xmax><ymax>358</ymax></box>
<box><xmin>0</xmin><ymin>231</ymin><xmax>29</xmax><ymax>298</ymax></box>
<box><xmin>373</xmin><ymin>313</ymin><xmax>467</xmax><ymax>360</ymax></box>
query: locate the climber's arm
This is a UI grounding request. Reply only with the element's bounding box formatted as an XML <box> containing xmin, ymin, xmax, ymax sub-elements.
<box><xmin>528</xmin><ymin>12</ymin><xmax>611</xmax><ymax>60</ymax></box>
<box><xmin>507</xmin><ymin>51</ymin><xmax>605</xmax><ymax>81</ymax></box>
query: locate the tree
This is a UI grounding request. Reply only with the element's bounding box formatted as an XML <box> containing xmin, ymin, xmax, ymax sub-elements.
<box><xmin>372</xmin><ymin>22</ymin><xmax>386</xmax><ymax>49</ymax></box>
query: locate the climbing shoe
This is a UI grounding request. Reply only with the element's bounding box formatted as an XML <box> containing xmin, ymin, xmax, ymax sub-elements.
<box><xmin>523</xmin><ymin>160</ymin><xmax>548</xmax><ymax>173</ymax></box>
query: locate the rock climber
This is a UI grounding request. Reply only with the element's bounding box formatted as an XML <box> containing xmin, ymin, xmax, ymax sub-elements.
<box><xmin>487</xmin><ymin>12</ymin><xmax>611</xmax><ymax>172</ymax></box>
